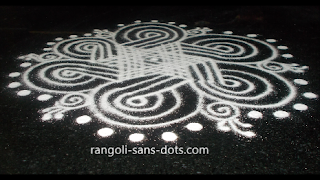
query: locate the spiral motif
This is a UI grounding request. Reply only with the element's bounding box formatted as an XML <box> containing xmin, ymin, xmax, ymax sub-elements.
<box><xmin>53</xmin><ymin>37</ymin><xmax>117</xmax><ymax>60</ymax></box>
<box><xmin>259</xmin><ymin>61</ymin><xmax>288</xmax><ymax>72</ymax></box>
<box><xmin>59</xmin><ymin>93</ymin><xmax>89</xmax><ymax>108</ymax></box>
<box><xmin>22</xmin><ymin>60</ymin><xmax>118</xmax><ymax>93</ymax></box>
<box><xmin>203</xmin><ymin>102</ymin><xmax>240</xmax><ymax>121</ymax></box>
<box><xmin>114</xmin><ymin>22</ymin><xmax>187</xmax><ymax>49</ymax></box>
<box><xmin>39</xmin><ymin>52</ymin><xmax>62</xmax><ymax>61</ymax></box>
<box><xmin>181</xmin><ymin>34</ymin><xmax>277</xmax><ymax>63</ymax></box>
<box><xmin>89</xmin><ymin>75</ymin><xmax>200</xmax><ymax>128</ymax></box>
<box><xmin>190</xmin><ymin>61</ymin><xmax>296</xmax><ymax>108</ymax></box>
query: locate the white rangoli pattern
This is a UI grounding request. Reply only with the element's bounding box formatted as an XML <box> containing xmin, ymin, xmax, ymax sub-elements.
<box><xmin>8</xmin><ymin>20</ymin><xmax>318</xmax><ymax>140</ymax></box>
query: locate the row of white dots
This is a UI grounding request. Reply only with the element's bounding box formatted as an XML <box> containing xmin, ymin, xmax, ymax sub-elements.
<box><xmin>37</xmin><ymin>112</ymin><xmax>203</xmax><ymax>141</ymax></box>
<box><xmin>48</xmin><ymin>21</ymin><xmax>190</xmax><ymax>44</ymax></box>
<box><xmin>97</xmin><ymin>128</ymin><xmax>179</xmax><ymax>142</ymax></box>
<box><xmin>74</xmin><ymin>115</ymin><xmax>203</xmax><ymax>142</ymax></box>
<box><xmin>118</xmin><ymin>20</ymin><xmax>188</xmax><ymax>28</ymax></box>
<box><xmin>51</xmin><ymin>32</ymin><xmax>110</xmax><ymax>42</ymax></box>
<box><xmin>8</xmin><ymin>59</ymin><xmax>31</xmax><ymax>96</ymax></box>
<box><xmin>292</xmin><ymin>77</ymin><xmax>317</xmax><ymax>112</ymax></box>
<box><xmin>223</xmin><ymin>31</ymin><xmax>294</xmax><ymax>59</ymax></box>
<box><xmin>96</xmin><ymin>122</ymin><xmax>203</xmax><ymax>142</ymax></box>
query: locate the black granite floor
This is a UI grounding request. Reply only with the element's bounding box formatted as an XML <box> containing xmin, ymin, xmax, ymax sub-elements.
<box><xmin>0</xmin><ymin>6</ymin><xmax>319</xmax><ymax>174</ymax></box>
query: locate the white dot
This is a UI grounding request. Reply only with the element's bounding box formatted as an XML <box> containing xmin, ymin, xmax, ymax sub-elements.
<box><xmin>97</xmin><ymin>128</ymin><xmax>114</xmax><ymax>137</ymax></box>
<box><xmin>242</xmin><ymin>131</ymin><xmax>256</xmax><ymax>138</ymax></box>
<box><xmin>273</xmin><ymin>110</ymin><xmax>290</xmax><ymax>119</ymax></box>
<box><xmin>303</xmin><ymin>92</ymin><xmax>318</xmax><ymax>99</ymax></box>
<box><xmin>179</xmin><ymin>24</ymin><xmax>187</xmax><ymax>28</ymax></box>
<box><xmin>277</xmin><ymin>45</ymin><xmax>288</xmax><ymax>50</ymax></box>
<box><xmin>247</xmin><ymin>34</ymin><xmax>257</xmax><ymax>37</ymax></box>
<box><xmin>293</xmin><ymin>103</ymin><xmax>308</xmax><ymax>111</ymax></box>
<box><xmin>134</xmin><ymin>20</ymin><xmax>141</xmax><ymax>23</ymax></box>
<box><xmin>9</xmin><ymin>72</ymin><xmax>21</xmax><ymax>77</ymax></box>
<box><xmin>69</xmin><ymin>35</ymin><xmax>78</xmax><ymax>38</ymax></box>
<box><xmin>76</xmin><ymin>115</ymin><xmax>92</xmax><ymax>124</ymax></box>
<box><xmin>282</xmin><ymin>54</ymin><xmax>293</xmax><ymax>58</ymax></box>
<box><xmin>83</xmin><ymin>33</ymin><xmax>92</xmax><ymax>36</ymax></box>
<box><xmin>42</xmin><ymin>114</ymin><xmax>52</xmax><ymax>121</ymax></box>
<box><xmin>129</xmin><ymin>133</ymin><xmax>145</xmax><ymax>142</ymax></box>
<box><xmin>43</xmin><ymin>48</ymin><xmax>52</xmax><ymax>51</ymax></box>
<box><xmin>266</xmin><ymin>39</ymin><xmax>277</xmax><ymax>43</ymax></box>
<box><xmin>151</xmin><ymin>20</ymin><xmax>159</xmax><ymax>22</ymax></box>
<box><xmin>168</xmin><ymin>22</ymin><xmax>176</xmax><ymax>24</ymax></box>
<box><xmin>55</xmin><ymin>37</ymin><xmax>63</xmax><ymax>41</ymax></box>
<box><xmin>37</xmin><ymin>94</ymin><xmax>53</xmax><ymax>101</ymax></box>
<box><xmin>186</xmin><ymin>123</ymin><xmax>203</xmax><ymax>131</ymax></box>
<box><xmin>20</xmin><ymin>62</ymin><xmax>32</xmax><ymax>67</ymax></box>
<box><xmin>223</xmin><ymin>31</ymin><xmax>233</xmax><ymax>35</ymax></box>
<box><xmin>117</xmin><ymin>24</ymin><xmax>124</xmax><ymax>27</ymax></box>
<box><xmin>17</xmin><ymin>90</ymin><xmax>31</xmax><ymax>96</ymax></box>
<box><xmin>161</xmin><ymin>132</ymin><xmax>177</xmax><ymax>141</ymax></box>
<box><xmin>247</xmin><ymin>110</ymin><xmax>263</xmax><ymax>119</ymax></box>
<box><xmin>8</xmin><ymin>82</ymin><xmax>21</xmax><ymax>88</ymax></box>
<box><xmin>54</xmin><ymin>113</ymin><xmax>64</xmax><ymax>120</ymax></box>
<box><xmin>46</xmin><ymin>42</ymin><xmax>56</xmax><ymax>45</ymax></box>
<box><xmin>294</xmin><ymin>79</ymin><xmax>308</xmax><ymax>85</ymax></box>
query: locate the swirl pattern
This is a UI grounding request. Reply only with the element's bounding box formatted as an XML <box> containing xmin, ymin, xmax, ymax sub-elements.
<box><xmin>114</xmin><ymin>23</ymin><xmax>187</xmax><ymax>49</ymax></box>
<box><xmin>89</xmin><ymin>75</ymin><xmax>200</xmax><ymax>128</ymax></box>
<box><xmin>189</xmin><ymin>61</ymin><xmax>296</xmax><ymax>108</ymax></box>
<box><xmin>53</xmin><ymin>37</ymin><xmax>117</xmax><ymax>60</ymax></box>
<box><xmin>23</xmin><ymin>60</ymin><xmax>118</xmax><ymax>93</ymax></box>
<box><xmin>203</xmin><ymin>102</ymin><xmax>240</xmax><ymax>121</ymax></box>
<box><xmin>181</xmin><ymin>34</ymin><xmax>278</xmax><ymax>63</ymax></box>
<box><xmin>59</xmin><ymin>93</ymin><xmax>89</xmax><ymax>108</ymax></box>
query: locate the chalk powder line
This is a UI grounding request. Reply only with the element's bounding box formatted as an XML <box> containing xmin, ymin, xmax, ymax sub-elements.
<box><xmin>7</xmin><ymin>20</ymin><xmax>318</xmax><ymax>141</ymax></box>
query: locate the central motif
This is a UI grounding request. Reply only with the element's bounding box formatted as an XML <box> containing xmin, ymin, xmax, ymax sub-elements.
<box><xmin>8</xmin><ymin>20</ymin><xmax>317</xmax><ymax>140</ymax></box>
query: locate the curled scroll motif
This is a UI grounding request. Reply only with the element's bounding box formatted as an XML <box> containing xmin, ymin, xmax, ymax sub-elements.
<box><xmin>41</xmin><ymin>93</ymin><xmax>91</xmax><ymax>121</ymax></box>
<box><xmin>259</xmin><ymin>61</ymin><xmax>309</xmax><ymax>73</ymax></box>
<box><xmin>190</xmin><ymin>61</ymin><xmax>296</xmax><ymax>109</ymax></box>
<box><xmin>181</xmin><ymin>34</ymin><xmax>278</xmax><ymax>63</ymax></box>
<box><xmin>201</xmin><ymin>102</ymin><xmax>255</xmax><ymax>137</ymax></box>
<box><xmin>22</xmin><ymin>60</ymin><xmax>118</xmax><ymax>94</ymax></box>
<box><xmin>114</xmin><ymin>22</ymin><xmax>187</xmax><ymax>49</ymax></box>
<box><xmin>53</xmin><ymin>37</ymin><xmax>117</xmax><ymax>61</ymax></box>
<box><xmin>89</xmin><ymin>75</ymin><xmax>200</xmax><ymax>128</ymax></box>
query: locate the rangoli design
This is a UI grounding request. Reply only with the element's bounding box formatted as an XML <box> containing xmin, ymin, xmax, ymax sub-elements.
<box><xmin>8</xmin><ymin>20</ymin><xmax>318</xmax><ymax>141</ymax></box>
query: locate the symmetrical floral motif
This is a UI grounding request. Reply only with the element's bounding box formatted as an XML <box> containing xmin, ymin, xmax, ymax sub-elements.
<box><xmin>7</xmin><ymin>20</ymin><xmax>317</xmax><ymax>140</ymax></box>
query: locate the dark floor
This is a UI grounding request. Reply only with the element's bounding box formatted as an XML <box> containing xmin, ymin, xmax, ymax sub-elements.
<box><xmin>0</xmin><ymin>6</ymin><xmax>319</xmax><ymax>174</ymax></box>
